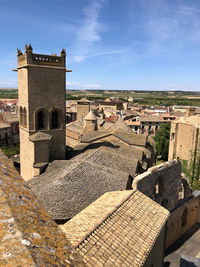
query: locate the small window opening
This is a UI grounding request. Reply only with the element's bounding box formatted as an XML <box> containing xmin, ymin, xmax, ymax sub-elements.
<box><xmin>52</xmin><ymin>110</ymin><xmax>59</xmax><ymax>129</ymax></box>
<box><xmin>181</xmin><ymin>207</ymin><xmax>188</xmax><ymax>228</ymax></box>
<box><xmin>37</xmin><ymin>111</ymin><xmax>45</xmax><ymax>129</ymax></box>
<box><xmin>23</xmin><ymin>107</ymin><xmax>27</xmax><ymax>128</ymax></box>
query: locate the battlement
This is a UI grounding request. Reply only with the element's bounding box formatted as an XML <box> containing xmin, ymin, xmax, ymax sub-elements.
<box><xmin>17</xmin><ymin>44</ymin><xmax>66</xmax><ymax>69</ymax></box>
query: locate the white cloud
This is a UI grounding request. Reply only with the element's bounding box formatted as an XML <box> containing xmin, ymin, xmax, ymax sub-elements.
<box><xmin>128</xmin><ymin>0</ymin><xmax>200</xmax><ymax>57</ymax></box>
<box><xmin>66</xmin><ymin>81</ymin><xmax>101</xmax><ymax>89</ymax></box>
<box><xmin>73</xmin><ymin>49</ymin><xmax>129</xmax><ymax>62</ymax></box>
<box><xmin>71</xmin><ymin>0</ymin><xmax>107</xmax><ymax>62</ymax></box>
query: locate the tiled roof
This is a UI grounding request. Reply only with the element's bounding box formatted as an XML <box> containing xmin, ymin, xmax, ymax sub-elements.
<box><xmin>60</xmin><ymin>191</ymin><xmax>133</xmax><ymax>247</ymax></box>
<box><xmin>84</xmin><ymin>111</ymin><xmax>97</xmax><ymax>121</ymax></box>
<box><xmin>109</xmin><ymin>117</ymin><xmax>132</xmax><ymax>132</ymax></box>
<box><xmin>112</xmin><ymin>129</ymin><xmax>147</xmax><ymax>146</ymax></box>
<box><xmin>176</xmin><ymin>115</ymin><xmax>200</xmax><ymax>126</ymax></box>
<box><xmin>83</xmin><ymin>147</ymin><xmax>139</xmax><ymax>178</ymax></box>
<box><xmin>81</xmin><ymin>131</ymin><xmax>110</xmax><ymax>143</ymax></box>
<box><xmin>61</xmin><ymin>190</ymin><xmax>169</xmax><ymax>266</ymax></box>
<box><xmin>28</xmin><ymin>159</ymin><xmax>130</xmax><ymax>220</ymax></box>
<box><xmin>66</xmin><ymin>120</ymin><xmax>84</xmax><ymax>134</ymax></box>
<box><xmin>77</xmin><ymin>98</ymin><xmax>90</xmax><ymax>103</ymax></box>
<box><xmin>80</xmin><ymin>127</ymin><xmax>147</xmax><ymax>147</ymax></box>
<box><xmin>3</xmin><ymin>114</ymin><xmax>19</xmax><ymax>123</ymax></box>
<box><xmin>140</xmin><ymin>116</ymin><xmax>165</xmax><ymax>122</ymax></box>
<box><xmin>0</xmin><ymin>149</ymin><xmax>84</xmax><ymax>266</ymax></box>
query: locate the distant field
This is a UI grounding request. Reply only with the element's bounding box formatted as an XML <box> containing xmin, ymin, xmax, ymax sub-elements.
<box><xmin>1</xmin><ymin>88</ymin><xmax>200</xmax><ymax>106</ymax></box>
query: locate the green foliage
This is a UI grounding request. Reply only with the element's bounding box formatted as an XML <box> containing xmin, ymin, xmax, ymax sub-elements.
<box><xmin>181</xmin><ymin>160</ymin><xmax>191</xmax><ymax>178</ymax></box>
<box><xmin>0</xmin><ymin>89</ymin><xmax>18</xmax><ymax>99</ymax></box>
<box><xmin>1</xmin><ymin>145</ymin><xmax>20</xmax><ymax>158</ymax></box>
<box><xmin>154</xmin><ymin>123</ymin><xmax>170</xmax><ymax>161</ymax></box>
<box><xmin>181</xmin><ymin>152</ymin><xmax>200</xmax><ymax>191</ymax></box>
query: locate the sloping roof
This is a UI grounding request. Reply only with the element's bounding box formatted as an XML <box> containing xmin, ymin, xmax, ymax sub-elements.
<box><xmin>73</xmin><ymin>136</ymin><xmax>145</xmax><ymax>164</ymax></box>
<box><xmin>81</xmin><ymin>130</ymin><xmax>110</xmax><ymax>143</ymax></box>
<box><xmin>29</xmin><ymin>132</ymin><xmax>52</xmax><ymax>142</ymax></box>
<box><xmin>84</xmin><ymin>110</ymin><xmax>97</xmax><ymax>121</ymax></box>
<box><xmin>0</xmin><ymin>149</ymin><xmax>84</xmax><ymax>266</ymax></box>
<box><xmin>81</xmin><ymin>127</ymin><xmax>147</xmax><ymax>147</ymax></box>
<box><xmin>84</xmin><ymin>147</ymin><xmax>139</xmax><ymax>178</ymax></box>
<box><xmin>140</xmin><ymin>116</ymin><xmax>165</xmax><ymax>122</ymax></box>
<box><xmin>60</xmin><ymin>191</ymin><xmax>133</xmax><ymax>246</ymax></box>
<box><xmin>3</xmin><ymin>114</ymin><xmax>19</xmax><ymax>123</ymax></box>
<box><xmin>109</xmin><ymin>117</ymin><xmax>132</xmax><ymax>132</ymax></box>
<box><xmin>73</xmin><ymin>136</ymin><xmax>144</xmax><ymax>163</ymax></box>
<box><xmin>176</xmin><ymin>115</ymin><xmax>200</xmax><ymax>126</ymax></box>
<box><xmin>77</xmin><ymin>98</ymin><xmax>90</xmax><ymax>103</ymax></box>
<box><xmin>66</xmin><ymin>120</ymin><xmax>84</xmax><ymax>134</ymax></box>
<box><xmin>112</xmin><ymin>129</ymin><xmax>147</xmax><ymax>146</ymax></box>
<box><xmin>107</xmin><ymin>139</ymin><xmax>144</xmax><ymax>160</ymax></box>
<box><xmin>27</xmin><ymin>160</ymin><xmax>130</xmax><ymax>220</ymax></box>
<box><xmin>61</xmin><ymin>190</ymin><xmax>169</xmax><ymax>266</ymax></box>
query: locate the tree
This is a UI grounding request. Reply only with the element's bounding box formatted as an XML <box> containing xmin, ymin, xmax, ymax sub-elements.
<box><xmin>154</xmin><ymin>123</ymin><xmax>170</xmax><ymax>161</ymax></box>
<box><xmin>182</xmin><ymin>150</ymin><xmax>200</xmax><ymax>191</ymax></box>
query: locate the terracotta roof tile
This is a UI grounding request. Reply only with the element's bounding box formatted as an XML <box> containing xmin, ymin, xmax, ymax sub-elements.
<box><xmin>61</xmin><ymin>190</ymin><xmax>169</xmax><ymax>266</ymax></box>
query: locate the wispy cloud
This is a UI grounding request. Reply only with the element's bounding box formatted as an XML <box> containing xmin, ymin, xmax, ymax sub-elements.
<box><xmin>66</xmin><ymin>81</ymin><xmax>101</xmax><ymax>89</ymax></box>
<box><xmin>128</xmin><ymin>0</ymin><xmax>200</xmax><ymax>57</ymax></box>
<box><xmin>72</xmin><ymin>0</ymin><xmax>107</xmax><ymax>62</ymax></box>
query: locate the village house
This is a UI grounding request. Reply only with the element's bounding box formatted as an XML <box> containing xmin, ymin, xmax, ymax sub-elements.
<box><xmin>125</xmin><ymin>115</ymin><xmax>169</xmax><ymax>136</ymax></box>
<box><xmin>168</xmin><ymin>110</ymin><xmax>200</xmax><ymax>163</ymax></box>
<box><xmin>0</xmin><ymin>112</ymin><xmax>19</xmax><ymax>146</ymax></box>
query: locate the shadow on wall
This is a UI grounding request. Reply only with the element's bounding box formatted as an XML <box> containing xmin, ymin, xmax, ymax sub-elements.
<box><xmin>165</xmin><ymin>223</ymin><xmax>200</xmax><ymax>256</ymax></box>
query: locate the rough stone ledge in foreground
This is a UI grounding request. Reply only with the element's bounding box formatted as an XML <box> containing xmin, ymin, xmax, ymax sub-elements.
<box><xmin>0</xmin><ymin>149</ymin><xmax>84</xmax><ymax>267</ymax></box>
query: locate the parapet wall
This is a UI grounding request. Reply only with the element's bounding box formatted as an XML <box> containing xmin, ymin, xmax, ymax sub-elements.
<box><xmin>132</xmin><ymin>160</ymin><xmax>182</xmax><ymax>210</ymax></box>
<box><xmin>17</xmin><ymin>44</ymin><xmax>66</xmax><ymax>68</ymax></box>
<box><xmin>0</xmin><ymin>149</ymin><xmax>84</xmax><ymax>266</ymax></box>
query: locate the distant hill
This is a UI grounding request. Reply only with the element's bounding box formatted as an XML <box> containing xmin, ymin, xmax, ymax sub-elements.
<box><xmin>0</xmin><ymin>88</ymin><xmax>18</xmax><ymax>90</ymax></box>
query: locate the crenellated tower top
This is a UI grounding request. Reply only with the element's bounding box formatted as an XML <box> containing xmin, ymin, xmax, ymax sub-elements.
<box><xmin>17</xmin><ymin>44</ymin><xmax>66</xmax><ymax>69</ymax></box>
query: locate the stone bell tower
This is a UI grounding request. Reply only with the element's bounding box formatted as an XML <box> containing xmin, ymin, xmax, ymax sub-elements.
<box><xmin>16</xmin><ymin>44</ymin><xmax>69</xmax><ymax>180</ymax></box>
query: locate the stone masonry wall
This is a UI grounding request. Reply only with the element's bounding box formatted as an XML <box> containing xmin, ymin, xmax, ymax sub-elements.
<box><xmin>132</xmin><ymin>160</ymin><xmax>182</xmax><ymax>210</ymax></box>
<box><xmin>166</xmin><ymin>192</ymin><xmax>200</xmax><ymax>248</ymax></box>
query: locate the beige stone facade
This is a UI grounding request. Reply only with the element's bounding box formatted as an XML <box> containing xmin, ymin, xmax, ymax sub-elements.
<box><xmin>77</xmin><ymin>98</ymin><xmax>90</xmax><ymax>121</ymax></box>
<box><xmin>168</xmin><ymin>116</ymin><xmax>200</xmax><ymax>162</ymax></box>
<box><xmin>166</xmin><ymin>191</ymin><xmax>200</xmax><ymax>248</ymax></box>
<box><xmin>17</xmin><ymin>44</ymin><xmax>67</xmax><ymax>180</ymax></box>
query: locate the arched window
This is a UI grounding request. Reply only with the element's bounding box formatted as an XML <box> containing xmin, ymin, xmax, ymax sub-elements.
<box><xmin>20</xmin><ymin>107</ymin><xmax>23</xmax><ymax>125</ymax></box>
<box><xmin>23</xmin><ymin>107</ymin><xmax>27</xmax><ymax>128</ymax></box>
<box><xmin>50</xmin><ymin>108</ymin><xmax>63</xmax><ymax>129</ymax></box>
<box><xmin>181</xmin><ymin>207</ymin><xmax>188</xmax><ymax>228</ymax></box>
<box><xmin>35</xmin><ymin>109</ymin><xmax>48</xmax><ymax>130</ymax></box>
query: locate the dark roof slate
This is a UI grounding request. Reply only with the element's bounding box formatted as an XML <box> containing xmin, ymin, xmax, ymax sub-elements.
<box><xmin>27</xmin><ymin>160</ymin><xmax>130</xmax><ymax>220</ymax></box>
<box><xmin>85</xmin><ymin>147</ymin><xmax>139</xmax><ymax>178</ymax></box>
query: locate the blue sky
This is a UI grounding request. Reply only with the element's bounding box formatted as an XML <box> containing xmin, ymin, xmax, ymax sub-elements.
<box><xmin>1</xmin><ymin>0</ymin><xmax>200</xmax><ymax>91</ymax></box>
